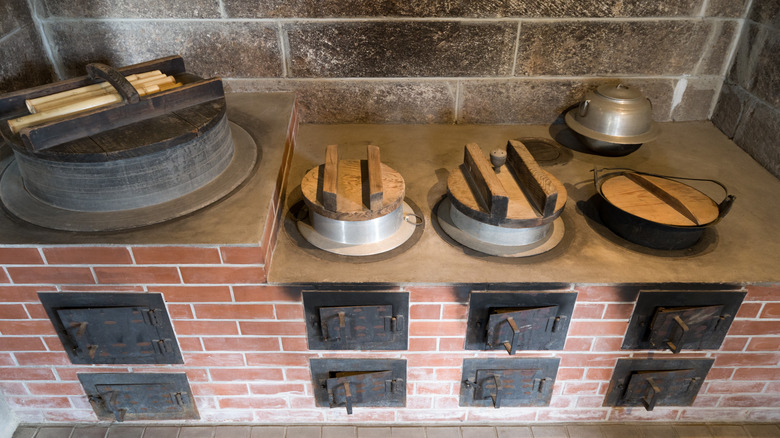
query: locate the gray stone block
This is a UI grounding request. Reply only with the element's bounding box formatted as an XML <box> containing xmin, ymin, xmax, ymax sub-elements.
<box><xmin>223</xmin><ymin>0</ymin><xmax>700</xmax><ymax>18</ymax></box>
<box><xmin>45</xmin><ymin>20</ymin><xmax>283</xmax><ymax>78</ymax></box>
<box><xmin>750</xmin><ymin>0</ymin><xmax>780</xmax><ymax>28</ymax></box>
<box><xmin>458</xmin><ymin>78</ymin><xmax>674</xmax><ymax>124</ymax></box>
<box><xmin>733</xmin><ymin>98</ymin><xmax>780</xmax><ymax>179</ymax></box>
<box><xmin>698</xmin><ymin>20</ymin><xmax>739</xmax><ymax>75</ymax></box>
<box><xmin>225</xmin><ymin>78</ymin><xmax>457</xmax><ymax>123</ymax></box>
<box><xmin>672</xmin><ymin>77</ymin><xmax>720</xmax><ymax>121</ymax></box>
<box><xmin>0</xmin><ymin>0</ymin><xmax>32</xmax><ymax>37</ymax></box>
<box><xmin>728</xmin><ymin>23</ymin><xmax>762</xmax><ymax>91</ymax></box>
<box><xmin>515</xmin><ymin>21</ymin><xmax>712</xmax><ymax>76</ymax></box>
<box><xmin>41</xmin><ymin>0</ymin><xmax>221</xmax><ymax>18</ymax></box>
<box><xmin>706</xmin><ymin>0</ymin><xmax>750</xmax><ymax>17</ymax></box>
<box><xmin>712</xmin><ymin>83</ymin><xmax>749</xmax><ymax>137</ymax></box>
<box><xmin>0</xmin><ymin>25</ymin><xmax>56</xmax><ymax>93</ymax></box>
<box><xmin>750</xmin><ymin>26</ymin><xmax>780</xmax><ymax>108</ymax></box>
<box><xmin>286</xmin><ymin>21</ymin><xmax>516</xmax><ymax>78</ymax></box>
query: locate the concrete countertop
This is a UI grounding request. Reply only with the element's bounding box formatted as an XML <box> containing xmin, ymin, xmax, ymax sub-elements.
<box><xmin>269</xmin><ymin>121</ymin><xmax>780</xmax><ymax>284</ymax></box>
<box><xmin>0</xmin><ymin>92</ymin><xmax>295</xmax><ymax>245</ymax></box>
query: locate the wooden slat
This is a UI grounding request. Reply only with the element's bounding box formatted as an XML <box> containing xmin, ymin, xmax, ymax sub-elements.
<box><xmin>462</xmin><ymin>143</ymin><xmax>508</xmax><ymax>219</ymax></box>
<box><xmin>19</xmin><ymin>78</ymin><xmax>224</xmax><ymax>151</ymax></box>
<box><xmin>321</xmin><ymin>144</ymin><xmax>339</xmax><ymax>211</ymax></box>
<box><xmin>367</xmin><ymin>145</ymin><xmax>384</xmax><ymax>210</ymax></box>
<box><xmin>600</xmin><ymin>174</ymin><xmax>719</xmax><ymax>226</ymax></box>
<box><xmin>624</xmin><ymin>173</ymin><xmax>701</xmax><ymax>226</ymax></box>
<box><xmin>506</xmin><ymin>140</ymin><xmax>558</xmax><ymax>218</ymax></box>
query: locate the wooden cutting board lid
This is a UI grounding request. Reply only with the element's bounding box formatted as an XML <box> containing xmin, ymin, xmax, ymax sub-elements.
<box><xmin>447</xmin><ymin>140</ymin><xmax>566</xmax><ymax>227</ymax></box>
<box><xmin>600</xmin><ymin>172</ymin><xmax>720</xmax><ymax>226</ymax></box>
<box><xmin>301</xmin><ymin>145</ymin><xmax>405</xmax><ymax>221</ymax></box>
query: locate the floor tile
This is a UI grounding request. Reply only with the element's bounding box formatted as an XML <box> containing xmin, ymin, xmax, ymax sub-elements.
<box><xmin>322</xmin><ymin>426</ymin><xmax>357</xmax><ymax>438</ymax></box>
<box><xmin>461</xmin><ymin>427</ymin><xmax>495</xmax><ymax>438</ymax></box>
<box><xmin>36</xmin><ymin>427</ymin><xmax>75</xmax><ymax>438</ymax></box>
<box><xmin>106</xmin><ymin>426</ymin><xmax>145</xmax><ymax>438</ymax></box>
<box><xmin>11</xmin><ymin>427</ymin><xmax>37</xmax><ymax>438</ymax></box>
<box><xmin>709</xmin><ymin>425</ymin><xmax>749</xmax><ymax>438</ymax></box>
<box><xmin>391</xmin><ymin>427</ymin><xmax>426</xmax><ymax>438</ymax></box>
<box><xmin>250</xmin><ymin>427</ymin><xmax>286</xmax><ymax>438</ymax></box>
<box><xmin>640</xmin><ymin>425</ymin><xmax>677</xmax><ymax>438</ymax></box>
<box><xmin>71</xmin><ymin>426</ymin><xmax>109</xmax><ymax>438</ymax></box>
<box><xmin>531</xmin><ymin>426</ymin><xmax>569</xmax><ymax>438</ymax></box>
<box><xmin>567</xmin><ymin>425</ymin><xmax>602</xmax><ymax>438</ymax></box>
<box><xmin>142</xmin><ymin>427</ymin><xmax>180</xmax><ymax>438</ymax></box>
<box><xmin>214</xmin><ymin>426</ymin><xmax>251</xmax><ymax>438</ymax></box>
<box><xmin>674</xmin><ymin>425</ymin><xmax>713</xmax><ymax>438</ymax></box>
<box><xmin>179</xmin><ymin>426</ymin><xmax>215</xmax><ymax>438</ymax></box>
<box><xmin>601</xmin><ymin>424</ymin><xmax>640</xmax><ymax>438</ymax></box>
<box><xmin>744</xmin><ymin>424</ymin><xmax>780</xmax><ymax>437</ymax></box>
<box><xmin>496</xmin><ymin>427</ymin><xmax>533</xmax><ymax>438</ymax></box>
<box><xmin>425</xmin><ymin>427</ymin><xmax>461</xmax><ymax>438</ymax></box>
<box><xmin>357</xmin><ymin>427</ymin><xmax>391</xmax><ymax>438</ymax></box>
<box><xmin>287</xmin><ymin>426</ymin><xmax>322</xmax><ymax>438</ymax></box>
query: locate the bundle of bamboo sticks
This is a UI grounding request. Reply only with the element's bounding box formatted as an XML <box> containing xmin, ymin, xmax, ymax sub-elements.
<box><xmin>8</xmin><ymin>70</ymin><xmax>183</xmax><ymax>134</ymax></box>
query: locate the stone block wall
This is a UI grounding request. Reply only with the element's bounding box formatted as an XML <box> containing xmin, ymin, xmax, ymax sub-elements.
<box><xmin>0</xmin><ymin>0</ymin><xmax>56</xmax><ymax>93</ymax></box>
<box><xmin>13</xmin><ymin>0</ymin><xmax>747</xmax><ymax>124</ymax></box>
<box><xmin>712</xmin><ymin>0</ymin><xmax>780</xmax><ymax>179</ymax></box>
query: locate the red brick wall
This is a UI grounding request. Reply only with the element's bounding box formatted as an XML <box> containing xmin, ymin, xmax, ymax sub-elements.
<box><xmin>0</xmin><ymin>269</ymin><xmax>778</xmax><ymax>423</ymax></box>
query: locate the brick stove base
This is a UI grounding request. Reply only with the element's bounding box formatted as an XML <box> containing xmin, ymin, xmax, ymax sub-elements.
<box><xmin>1</xmin><ymin>281</ymin><xmax>779</xmax><ymax>424</ymax></box>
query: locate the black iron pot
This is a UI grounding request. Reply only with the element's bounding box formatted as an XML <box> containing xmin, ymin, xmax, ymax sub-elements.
<box><xmin>594</xmin><ymin>168</ymin><xmax>735</xmax><ymax>250</ymax></box>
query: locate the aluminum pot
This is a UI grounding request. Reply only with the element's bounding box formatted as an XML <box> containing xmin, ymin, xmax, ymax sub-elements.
<box><xmin>594</xmin><ymin>168</ymin><xmax>735</xmax><ymax>250</ymax></box>
<box><xmin>566</xmin><ymin>84</ymin><xmax>659</xmax><ymax>156</ymax></box>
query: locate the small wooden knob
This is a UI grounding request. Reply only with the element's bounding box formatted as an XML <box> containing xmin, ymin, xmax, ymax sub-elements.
<box><xmin>490</xmin><ymin>149</ymin><xmax>507</xmax><ymax>173</ymax></box>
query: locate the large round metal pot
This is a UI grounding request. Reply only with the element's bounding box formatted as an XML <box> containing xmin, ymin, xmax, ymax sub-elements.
<box><xmin>565</xmin><ymin>84</ymin><xmax>659</xmax><ymax>156</ymax></box>
<box><xmin>594</xmin><ymin>169</ymin><xmax>735</xmax><ymax>250</ymax></box>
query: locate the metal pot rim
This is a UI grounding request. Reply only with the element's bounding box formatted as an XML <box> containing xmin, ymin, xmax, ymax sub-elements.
<box><xmin>565</xmin><ymin>110</ymin><xmax>660</xmax><ymax>144</ymax></box>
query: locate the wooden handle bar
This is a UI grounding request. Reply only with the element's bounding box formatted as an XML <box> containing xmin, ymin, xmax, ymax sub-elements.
<box><xmin>506</xmin><ymin>140</ymin><xmax>558</xmax><ymax>217</ymax></box>
<box><xmin>9</xmin><ymin>81</ymin><xmax>182</xmax><ymax>134</ymax></box>
<box><xmin>321</xmin><ymin>144</ymin><xmax>339</xmax><ymax>211</ymax></box>
<box><xmin>367</xmin><ymin>145</ymin><xmax>383</xmax><ymax>210</ymax></box>
<box><xmin>32</xmin><ymin>75</ymin><xmax>173</xmax><ymax>113</ymax></box>
<box><xmin>462</xmin><ymin>143</ymin><xmax>509</xmax><ymax>219</ymax></box>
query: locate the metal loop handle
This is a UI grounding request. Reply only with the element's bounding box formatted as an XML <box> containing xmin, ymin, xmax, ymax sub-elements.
<box><xmin>404</xmin><ymin>213</ymin><xmax>424</xmax><ymax>226</ymax></box>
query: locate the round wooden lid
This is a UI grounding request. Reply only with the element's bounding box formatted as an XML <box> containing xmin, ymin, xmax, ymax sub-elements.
<box><xmin>301</xmin><ymin>159</ymin><xmax>405</xmax><ymax>221</ymax></box>
<box><xmin>16</xmin><ymin>99</ymin><xmax>226</xmax><ymax>162</ymax></box>
<box><xmin>447</xmin><ymin>142</ymin><xmax>567</xmax><ymax>228</ymax></box>
<box><xmin>600</xmin><ymin>173</ymin><xmax>719</xmax><ymax>227</ymax></box>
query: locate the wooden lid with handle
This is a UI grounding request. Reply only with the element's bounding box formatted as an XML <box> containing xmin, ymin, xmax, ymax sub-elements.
<box><xmin>301</xmin><ymin>145</ymin><xmax>405</xmax><ymax>221</ymax></box>
<box><xmin>447</xmin><ymin>140</ymin><xmax>567</xmax><ymax>227</ymax></box>
<box><xmin>600</xmin><ymin>172</ymin><xmax>720</xmax><ymax>227</ymax></box>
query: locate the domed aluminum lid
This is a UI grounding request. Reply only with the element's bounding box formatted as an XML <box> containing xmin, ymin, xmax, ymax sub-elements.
<box><xmin>595</xmin><ymin>83</ymin><xmax>644</xmax><ymax>102</ymax></box>
<box><xmin>565</xmin><ymin>84</ymin><xmax>659</xmax><ymax>145</ymax></box>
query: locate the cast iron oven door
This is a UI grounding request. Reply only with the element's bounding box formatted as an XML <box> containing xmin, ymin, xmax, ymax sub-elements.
<box><xmin>79</xmin><ymin>373</ymin><xmax>198</xmax><ymax>422</ymax></box>
<box><xmin>325</xmin><ymin>370</ymin><xmax>401</xmax><ymax>414</ymax></box>
<box><xmin>39</xmin><ymin>292</ymin><xmax>183</xmax><ymax>364</ymax></box>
